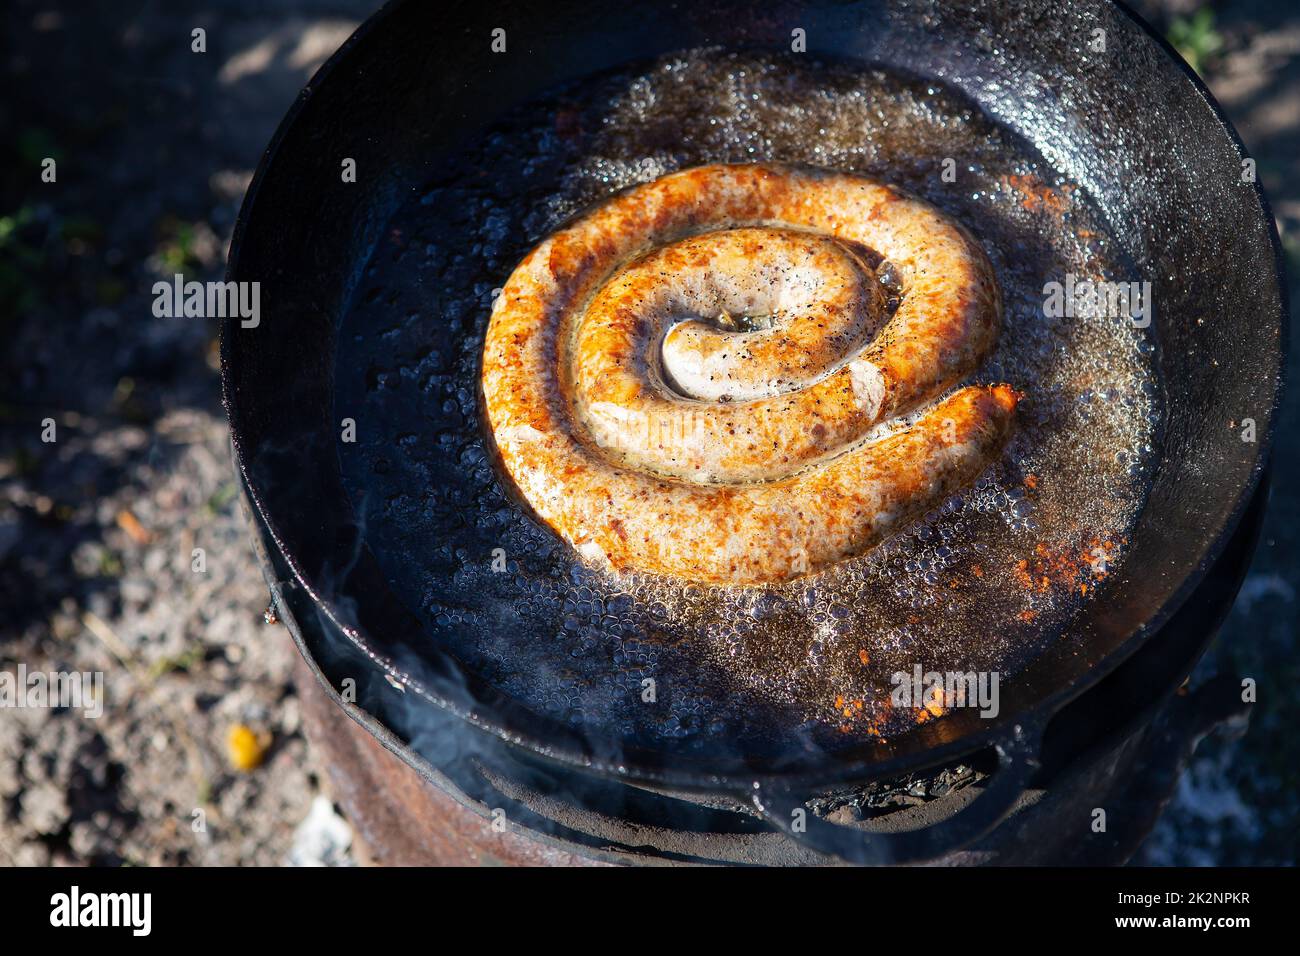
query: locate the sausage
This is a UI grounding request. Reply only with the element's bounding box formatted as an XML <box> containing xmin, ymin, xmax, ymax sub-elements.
<box><xmin>482</xmin><ymin>163</ymin><xmax>1014</xmax><ymax>583</ymax></box>
<box><xmin>576</xmin><ymin>227</ymin><xmax>888</xmax><ymax>482</ymax></box>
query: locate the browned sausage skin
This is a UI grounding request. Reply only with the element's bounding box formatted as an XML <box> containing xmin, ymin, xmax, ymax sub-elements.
<box><xmin>482</xmin><ymin>163</ymin><xmax>1015</xmax><ymax>584</ymax></box>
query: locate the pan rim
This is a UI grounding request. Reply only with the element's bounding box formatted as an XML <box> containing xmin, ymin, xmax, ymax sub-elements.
<box><xmin>220</xmin><ymin>0</ymin><xmax>1287</xmax><ymax>792</ymax></box>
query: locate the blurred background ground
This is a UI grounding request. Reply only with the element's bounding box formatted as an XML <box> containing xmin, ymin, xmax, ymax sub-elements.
<box><xmin>0</xmin><ymin>0</ymin><xmax>1295</xmax><ymax>865</ymax></box>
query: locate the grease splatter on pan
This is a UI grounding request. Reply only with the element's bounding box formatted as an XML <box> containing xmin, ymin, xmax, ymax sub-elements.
<box><xmin>335</xmin><ymin>51</ymin><xmax>1160</xmax><ymax>759</ymax></box>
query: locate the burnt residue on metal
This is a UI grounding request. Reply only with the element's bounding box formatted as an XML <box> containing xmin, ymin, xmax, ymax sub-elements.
<box><xmin>334</xmin><ymin>51</ymin><xmax>1160</xmax><ymax>759</ymax></box>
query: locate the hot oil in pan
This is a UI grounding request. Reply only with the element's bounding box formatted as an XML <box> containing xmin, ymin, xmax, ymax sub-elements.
<box><xmin>336</xmin><ymin>52</ymin><xmax>1160</xmax><ymax>758</ymax></box>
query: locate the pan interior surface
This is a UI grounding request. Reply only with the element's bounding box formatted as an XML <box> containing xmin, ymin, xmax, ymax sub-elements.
<box><xmin>334</xmin><ymin>50</ymin><xmax>1159</xmax><ymax>762</ymax></box>
<box><xmin>224</xmin><ymin>0</ymin><xmax>1283</xmax><ymax>784</ymax></box>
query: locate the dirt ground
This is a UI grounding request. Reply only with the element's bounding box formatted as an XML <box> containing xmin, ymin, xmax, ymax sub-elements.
<box><xmin>1</xmin><ymin>0</ymin><xmax>1296</xmax><ymax>865</ymax></box>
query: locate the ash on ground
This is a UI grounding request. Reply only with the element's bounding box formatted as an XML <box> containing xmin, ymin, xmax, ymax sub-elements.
<box><xmin>1</xmin><ymin>0</ymin><xmax>369</xmax><ymax>866</ymax></box>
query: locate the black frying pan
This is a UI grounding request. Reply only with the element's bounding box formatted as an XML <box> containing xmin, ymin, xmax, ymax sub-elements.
<box><xmin>222</xmin><ymin>0</ymin><xmax>1285</xmax><ymax>862</ymax></box>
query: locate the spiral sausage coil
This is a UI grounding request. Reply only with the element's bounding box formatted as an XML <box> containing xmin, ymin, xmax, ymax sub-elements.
<box><xmin>482</xmin><ymin>164</ymin><xmax>1016</xmax><ymax>584</ymax></box>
